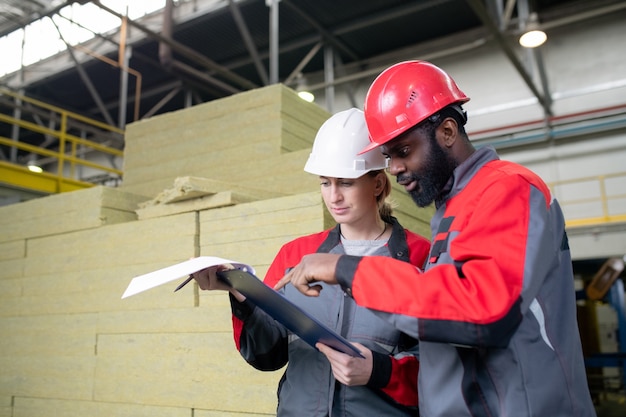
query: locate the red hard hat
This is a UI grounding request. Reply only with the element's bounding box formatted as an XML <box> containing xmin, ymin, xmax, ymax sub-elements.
<box><xmin>360</xmin><ymin>60</ymin><xmax>470</xmax><ymax>154</ymax></box>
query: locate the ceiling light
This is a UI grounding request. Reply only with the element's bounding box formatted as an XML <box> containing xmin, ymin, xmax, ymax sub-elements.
<box><xmin>519</xmin><ymin>29</ymin><xmax>547</xmax><ymax>48</ymax></box>
<box><xmin>27</xmin><ymin>161</ymin><xmax>43</xmax><ymax>173</ymax></box>
<box><xmin>519</xmin><ymin>13</ymin><xmax>547</xmax><ymax>48</ymax></box>
<box><xmin>295</xmin><ymin>73</ymin><xmax>315</xmax><ymax>103</ymax></box>
<box><xmin>297</xmin><ymin>90</ymin><xmax>315</xmax><ymax>103</ymax></box>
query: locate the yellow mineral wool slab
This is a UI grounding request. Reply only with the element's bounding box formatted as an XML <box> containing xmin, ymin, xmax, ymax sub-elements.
<box><xmin>121</xmin><ymin>84</ymin><xmax>327</xmax><ymax>199</ymax></box>
<box><xmin>0</xmin><ymin>186</ymin><xmax>148</xmax><ymax>242</ymax></box>
<box><xmin>121</xmin><ymin>142</ymin><xmax>280</xmax><ymax>191</ymax></box>
<box><xmin>0</xmin><ymin>313</ymin><xmax>98</xmax><ymax>357</ymax></box>
<box><xmin>0</xmin><ymin>277</ymin><xmax>22</xmax><ymax>299</ymax></box>
<box><xmin>0</xmin><ymin>258</ymin><xmax>24</xmax><ymax>280</ymax></box>
<box><xmin>11</xmin><ymin>397</ymin><xmax>190</xmax><ymax>417</ymax></box>
<box><xmin>124</xmin><ymin>122</ymin><xmax>283</xmax><ymax>170</ymax></box>
<box><xmin>0</xmin><ymin>356</ymin><xmax>96</xmax><ymax>400</ymax></box>
<box><xmin>96</xmin><ymin>305</ymin><xmax>233</xmax><ymax>335</ymax></box>
<box><xmin>0</xmin><ymin>240</ymin><xmax>25</xmax><ymax>261</ymax></box>
<box><xmin>200</xmin><ymin>191</ymin><xmax>321</xmax><ymax>223</ymax></box>
<box><xmin>94</xmin><ymin>332</ymin><xmax>281</xmax><ymax>413</ymax></box>
<box><xmin>123</xmin><ymin>84</ymin><xmax>284</xmax><ymax>138</ymax></box>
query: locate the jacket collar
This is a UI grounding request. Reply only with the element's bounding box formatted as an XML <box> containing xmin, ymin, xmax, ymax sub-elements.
<box><xmin>435</xmin><ymin>146</ymin><xmax>499</xmax><ymax>208</ymax></box>
<box><xmin>317</xmin><ymin>217</ymin><xmax>409</xmax><ymax>263</ymax></box>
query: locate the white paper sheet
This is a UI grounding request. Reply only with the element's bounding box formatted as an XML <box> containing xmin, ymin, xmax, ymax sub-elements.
<box><xmin>121</xmin><ymin>256</ymin><xmax>254</xmax><ymax>299</ymax></box>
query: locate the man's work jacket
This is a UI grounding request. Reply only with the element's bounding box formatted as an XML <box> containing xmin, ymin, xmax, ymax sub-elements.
<box><xmin>335</xmin><ymin>147</ymin><xmax>596</xmax><ymax>416</ymax></box>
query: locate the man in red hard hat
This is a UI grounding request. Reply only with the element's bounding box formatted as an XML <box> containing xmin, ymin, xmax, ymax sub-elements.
<box><xmin>276</xmin><ymin>60</ymin><xmax>596</xmax><ymax>416</ymax></box>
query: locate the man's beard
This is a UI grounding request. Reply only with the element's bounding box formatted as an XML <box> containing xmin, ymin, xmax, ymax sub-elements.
<box><xmin>398</xmin><ymin>133</ymin><xmax>457</xmax><ymax>207</ymax></box>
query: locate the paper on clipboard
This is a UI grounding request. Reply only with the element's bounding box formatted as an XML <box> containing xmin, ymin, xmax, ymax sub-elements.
<box><xmin>121</xmin><ymin>256</ymin><xmax>254</xmax><ymax>299</ymax></box>
<box><xmin>121</xmin><ymin>257</ymin><xmax>363</xmax><ymax>357</ymax></box>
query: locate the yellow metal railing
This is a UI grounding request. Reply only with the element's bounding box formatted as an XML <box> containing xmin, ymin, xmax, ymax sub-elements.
<box><xmin>0</xmin><ymin>88</ymin><xmax>124</xmax><ymax>194</ymax></box>
<box><xmin>549</xmin><ymin>172</ymin><xmax>626</xmax><ymax>228</ymax></box>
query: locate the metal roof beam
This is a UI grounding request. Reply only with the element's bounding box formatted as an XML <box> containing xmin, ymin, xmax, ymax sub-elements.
<box><xmin>281</xmin><ymin>0</ymin><xmax>359</xmax><ymax>62</ymax></box>
<box><xmin>465</xmin><ymin>0</ymin><xmax>552</xmax><ymax>116</ymax></box>
<box><xmin>91</xmin><ymin>0</ymin><xmax>258</xmax><ymax>91</ymax></box>
<box><xmin>229</xmin><ymin>0</ymin><xmax>269</xmax><ymax>85</ymax></box>
<box><xmin>516</xmin><ymin>0</ymin><xmax>553</xmax><ymax>117</ymax></box>
<box><xmin>51</xmin><ymin>19</ymin><xmax>116</xmax><ymax>126</ymax></box>
<box><xmin>283</xmin><ymin>41</ymin><xmax>322</xmax><ymax>85</ymax></box>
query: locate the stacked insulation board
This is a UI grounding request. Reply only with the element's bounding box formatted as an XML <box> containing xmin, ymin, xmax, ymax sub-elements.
<box><xmin>0</xmin><ymin>84</ymin><xmax>432</xmax><ymax>417</ymax></box>
<box><xmin>121</xmin><ymin>84</ymin><xmax>329</xmax><ymax>199</ymax></box>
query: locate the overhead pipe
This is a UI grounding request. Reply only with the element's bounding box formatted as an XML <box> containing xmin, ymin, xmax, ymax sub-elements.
<box><xmin>92</xmin><ymin>0</ymin><xmax>257</xmax><ymax>91</ymax></box>
<box><xmin>474</xmin><ymin>116</ymin><xmax>626</xmax><ymax>150</ymax></box>
<box><xmin>470</xmin><ymin>103</ymin><xmax>626</xmax><ymax>149</ymax></box>
<box><xmin>267</xmin><ymin>0</ymin><xmax>280</xmax><ymax>84</ymax></box>
<box><xmin>156</xmin><ymin>0</ymin><xmax>241</xmax><ymax>96</ymax></box>
<box><xmin>228</xmin><ymin>0</ymin><xmax>624</xmax><ymax>99</ymax></box>
<box><xmin>281</xmin><ymin>0</ymin><xmax>359</xmax><ymax>62</ymax></box>
<box><xmin>51</xmin><ymin>19</ymin><xmax>116</xmax><ymax>126</ymax></box>
<box><xmin>158</xmin><ymin>0</ymin><xmax>174</xmax><ymax>71</ymax></box>
<box><xmin>472</xmin><ymin>103</ymin><xmax>626</xmax><ymax>136</ymax></box>
<box><xmin>52</xmin><ymin>12</ymin><xmax>149</xmax><ymax>123</ymax></box>
<box><xmin>305</xmin><ymin>38</ymin><xmax>487</xmax><ymax>92</ymax></box>
<box><xmin>323</xmin><ymin>45</ymin><xmax>335</xmax><ymax>113</ymax></box>
<box><xmin>70</xmin><ymin>43</ymin><xmax>142</xmax><ymax>123</ymax></box>
<box><xmin>118</xmin><ymin>14</ymin><xmax>130</xmax><ymax>128</ymax></box>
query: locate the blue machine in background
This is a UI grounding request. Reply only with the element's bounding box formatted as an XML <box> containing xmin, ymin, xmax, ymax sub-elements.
<box><xmin>578</xmin><ymin>258</ymin><xmax>626</xmax><ymax>391</ymax></box>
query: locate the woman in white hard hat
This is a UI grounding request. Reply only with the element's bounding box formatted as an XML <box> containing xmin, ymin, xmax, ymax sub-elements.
<box><xmin>192</xmin><ymin>108</ymin><xmax>430</xmax><ymax>416</ymax></box>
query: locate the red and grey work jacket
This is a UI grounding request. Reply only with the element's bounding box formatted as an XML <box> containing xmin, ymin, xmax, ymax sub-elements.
<box><xmin>230</xmin><ymin>218</ymin><xmax>430</xmax><ymax>416</ymax></box>
<box><xmin>334</xmin><ymin>147</ymin><xmax>596</xmax><ymax>417</ymax></box>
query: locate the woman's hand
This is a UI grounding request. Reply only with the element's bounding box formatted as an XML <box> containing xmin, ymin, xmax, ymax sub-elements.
<box><xmin>191</xmin><ymin>264</ymin><xmax>246</xmax><ymax>301</ymax></box>
<box><xmin>316</xmin><ymin>342</ymin><xmax>373</xmax><ymax>386</ymax></box>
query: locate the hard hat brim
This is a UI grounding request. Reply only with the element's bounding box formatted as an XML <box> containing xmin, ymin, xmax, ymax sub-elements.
<box><xmin>358</xmin><ymin>140</ymin><xmax>383</xmax><ymax>155</ymax></box>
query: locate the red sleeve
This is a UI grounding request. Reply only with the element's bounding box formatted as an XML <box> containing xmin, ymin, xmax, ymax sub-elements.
<box><xmin>348</xmin><ymin>175</ymin><xmax>535</xmax><ymax>346</ymax></box>
<box><xmin>382</xmin><ymin>355</ymin><xmax>419</xmax><ymax>407</ymax></box>
<box><xmin>232</xmin><ymin>313</ymin><xmax>244</xmax><ymax>350</ymax></box>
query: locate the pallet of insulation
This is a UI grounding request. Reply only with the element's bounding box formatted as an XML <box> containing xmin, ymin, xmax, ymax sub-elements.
<box><xmin>120</xmin><ymin>84</ymin><xmax>329</xmax><ymax>199</ymax></box>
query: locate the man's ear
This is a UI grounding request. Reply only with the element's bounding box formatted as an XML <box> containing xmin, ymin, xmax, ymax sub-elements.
<box><xmin>438</xmin><ymin>117</ymin><xmax>458</xmax><ymax>148</ymax></box>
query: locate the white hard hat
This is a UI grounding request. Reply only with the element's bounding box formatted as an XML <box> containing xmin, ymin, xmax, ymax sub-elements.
<box><xmin>304</xmin><ymin>108</ymin><xmax>388</xmax><ymax>179</ymax></box>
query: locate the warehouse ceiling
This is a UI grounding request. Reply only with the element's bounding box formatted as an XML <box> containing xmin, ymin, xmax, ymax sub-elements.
<box><xmin>1</xmin><ymin>0</ymin><xmax>625</xmax><ymax>158</ymax></box>
<box><xmin>1</xmin><ymin>1</ymin><xmax>624</xmax><ymax>281</ymax></box>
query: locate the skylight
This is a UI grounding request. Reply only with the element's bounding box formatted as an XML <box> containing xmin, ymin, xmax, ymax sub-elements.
<box><xmin>0</xmin><ymin>0</ymin><xmax>166</xmax><ymax>77</ymax></box>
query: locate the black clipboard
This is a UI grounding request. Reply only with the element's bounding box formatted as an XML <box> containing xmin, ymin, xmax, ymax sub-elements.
<box><xmin>217</xmin><ymin>269</ymin><xmax>364</xmax><ymax>358</ymax></box>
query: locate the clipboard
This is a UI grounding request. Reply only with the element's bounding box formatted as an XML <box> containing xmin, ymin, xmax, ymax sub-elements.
<box><xmin>217</xmin><ymin>269</ymin><xmax>364</xmax><ymax>358</ymax></box>
<box><xmin>121</xmin><ymin>257</ymin><xmax>363</xmax><ymax>357</ymax></box>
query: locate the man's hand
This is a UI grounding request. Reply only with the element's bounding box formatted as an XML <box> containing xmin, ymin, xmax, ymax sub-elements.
<box><xmin>317</xmin><ymin>342</ymin><xmax>373</xmax><ymax>386</ymax></box>
<box><xmin>273</xmin><ymin>253</ymin><xmax>341</xmax><ymax>295</ymax></box>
